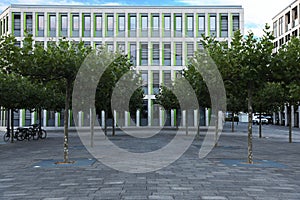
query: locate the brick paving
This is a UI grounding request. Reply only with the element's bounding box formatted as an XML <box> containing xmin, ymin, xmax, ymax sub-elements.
<box><xmin>0</xmin><ymin>123</ymin><xmax>300</xmax><ymax>200</ymax></box>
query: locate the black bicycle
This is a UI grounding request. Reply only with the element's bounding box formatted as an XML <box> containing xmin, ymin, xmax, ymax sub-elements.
<box><xmin>28</xmin><ymin>124</ymin><xmax>47</xmax><ymax>140</ymax></box>
<box><xmin>3</xmin><ymin>127</ymin><xmax>29</xmax><ymax>142</ymax></box>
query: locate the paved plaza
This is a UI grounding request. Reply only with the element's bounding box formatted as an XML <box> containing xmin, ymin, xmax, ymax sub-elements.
<box><xmin>0</xmin><ymin>123</ymin><xmax>300</xmax><ymax>200</ymax></box>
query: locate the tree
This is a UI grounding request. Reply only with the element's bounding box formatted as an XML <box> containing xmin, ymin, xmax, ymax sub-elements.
<box><xmin>273</xmin><ymin>37</ymin><xmax>300</xmax><ymax>143</ymax></box>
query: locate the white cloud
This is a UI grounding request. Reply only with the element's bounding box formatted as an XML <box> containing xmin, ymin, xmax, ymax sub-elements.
<box><xmin>177</xmin><ymin>0</ymin><xmax>292</xmax><ymax>36</ymax></box>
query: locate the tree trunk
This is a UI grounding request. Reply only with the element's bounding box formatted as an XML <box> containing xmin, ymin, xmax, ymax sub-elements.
<box><xmin>38</xmin><ymin>108</ymin><xmax>42</xmax><ymax>132</ymax></box>
<box><xmin>90</xmin><ymin>108</ymin><xmax>95</xmax><ymax>147</ymax></box>
<box><xmin>288</xmin><ymin>104</ymin><xmax>292</xmax><ymax>143</ymax></box>
<box><xmin>112</xmin><ymin>111</ymin><xmax>115</xmax><ymax>136</ymax></box>
<box><xmin>231</xmin><ymin>111</ymin><xmax>235</xmax><ymax>132</ymax></box>
<box><xmin>215</xmin><ymin>111</ymin><xmax>219</xmax><ymax>147</ymax></box>
<box><xmin>63</xmin><ymin>81</ymin><xmax>72</xmax><ymax>163</ymax></box>
<box><xmin>6</xmin><ymin>108</ymin><xmax>10</xmax><ymax>136</ymax></box>
<box><xmin>196</xmin><ymin>109</ymin><xmax>200</xmax><ymax>140</ymax></box>
<box><xmin>176</xmin><ymin>109</ymin><xmax>179</xmax><ymax>129</ymax></box>
<box><xmin>185</xmin><ymin>110</ymin><xmax>188</xmax><ymax>135</ymax></box>
<box><xmin>104</xmin><ymin>110</ymin><xmax>108</xmax><ymax>136</ymax></box>
<box><xmin>259</xmin><ymin>111</ymin><xmax>262</xmax><ymax>138</ymax></box>
<box><xmin>10</xmin><ymin>109</ymin><xmax>14</xmax><ymax>143</ymax></box>
<box><xmin>247</xmin><ymin>85</ymin><xmax>254</xmax><ymax>164</ymax></box>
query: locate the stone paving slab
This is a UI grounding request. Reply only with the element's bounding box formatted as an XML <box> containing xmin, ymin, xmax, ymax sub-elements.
<box><xmin>0</xmin><ymin>123</ymin><xmax>299</xmax><ymax>199</ymax></box>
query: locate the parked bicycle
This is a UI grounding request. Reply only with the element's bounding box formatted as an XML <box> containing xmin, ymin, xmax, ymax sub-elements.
<box><xmin>3</xmin><ymin>127</ymin><xmax>29</xmax><ymax>142</ymax></box>
<box><xmin>28</xmin><ymin>124</ymin><xmax>47</xmax><ymax>140</ymax></box>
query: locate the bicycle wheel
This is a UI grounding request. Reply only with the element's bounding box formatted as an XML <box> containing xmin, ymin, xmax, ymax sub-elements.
<box><xmin>32</xmin><ymin>130</ymin><xmax>39</xmax><ymax>140</ymax></box>
<box><xmin>16</xmin><ymin>130</ymin><xmax>25</xmax><ymax>141</ymax></box>
<box><xmin>3</xmin><ymin>132</ymin><xmax>10</xmax><ymax>142</ymax></box>
<box><xmin>39</xmin><ymin>130</ymin><xmax>47</xmax><ymax>139</ymax></box>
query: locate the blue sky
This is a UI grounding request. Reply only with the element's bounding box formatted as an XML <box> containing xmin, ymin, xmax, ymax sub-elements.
<box><xmin>0</xmin><ymin>0</ymin><xmax>292</xmax><ymax>36</ymax></box>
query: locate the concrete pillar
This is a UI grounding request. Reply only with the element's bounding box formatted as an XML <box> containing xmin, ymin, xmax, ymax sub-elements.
<box><xmin>194</xmin><ymin>109</ymin><xmax>198</xmax><ymax>128</ymax></box>
<box><xmin>125</xmin><ymin>111</ymin><xmax>128</xmax><ymax>127</ymax></box>
<box><xmin>43</xmin><ymin>110</ymin><xmax>47</xmax><ymax>127</ymax></box>
<box><xmin>218</xmin><ymin>111</ymin><xmax>223</xmax><ymax>130</ymax></box>
<box><xmin>159</xmin><ymin>108</ymin><xmax>164</xmax><ymax>127</ymax></box>
<box><xmin>171</xmin><ymin>109</ymin><xmax>175</xmax><ymax>127</ymax></box>
<box><xmin>182</xmin><ymin>110</ymin><xmax>186</xmax><ymax>127</ymax></box>
<box><xmin>205</xmin><ymin>108</ymin><xmax>209</xmax><ymax>126</ymax></box>
<box><xmin>31</xmin><ymin>112</ymin><xmax>35</xmax><ymax>125</ymax></box>
<box><xmin>285</xmin><ymin>105</ymin><xmax>288</xmax><ymax>126</ymax></box>
<box><xmin>136</xmin><ymin>110</ymin><xmax>140</xmax><ymax>127</ymax></box>
<box><xmin>55</xmin><ymin>112</ymin><xmax>59</xmax><ymax>127</ymax></box>
<box><xmin>101</xmin><ymin>110</ymin><xmax>105</xmax><ymax>128</ymax></box>
<box><xmin>78</xmin><ymin>111</ymin><xmax>82</xmax><ymax>127</ymax></box>
<box><xmin>114</xmin><ymin>110</ymin><xmax>117</xmax><ymax>127</ymax></box>
<box><xmin>291</xmin><ymin>105</ymin><xmax>295</xmax><ymax>127</ymax></box>
<box><xmin>19</xmin><ymin>110</ymin><xmax>23</xmax><ymax>127</ymax></box>
<box><xmin>148</xmin><ymin>100</ymin><xmax>152</xmax><ymax>126</ymax></box>
<box><xmin>273</xmin><ymin>112</ymin><xmax>276</xmax><ymax>125</ymax></box>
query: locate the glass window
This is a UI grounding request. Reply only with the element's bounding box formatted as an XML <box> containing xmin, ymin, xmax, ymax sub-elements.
<box><xmin>107</xmin><ymin>43</ymin><xmax>113</xmax><ymax>52</ymax></box>
<box><xmin>164</xmin><ymin>71</ymin><xmax>171</xmax><ymax>87</ymax></box>
<box><xmin>152</xmin><ymin>43</ymin><xmax>159</xmax><ymax>66</ymax></box>
<box><xmin>50</xmin><ymin>15</ymin><xmax>56</xmax><ymax>31</ymax></box>
<box><xmin>221</xmin><ymin>14</ymin><xmax>228</xmax><ymax>37</ymax></box>
<box><xmin>119</xmin><ymin>15</ymin><xmax>125</xmax><ymax>31</ymax></box>
<box><xmin>84</xmin><ymin>15</ymin><xmax>91</xmax><ymax>31</ymax></box>
<box><xmin>187</xmin><ymin>43</ymin><xmax>194</xmax><ymax>58</ymax></box>
<box><xmin>95</xmin><ymin>15</ymin><xmax>102</xmax><ymax>31</ymax></box>
<box><xmin>38</xmin><ymin>15</ymin><xmax>44</xmax><ymax>31</ymax></box>
<box><xmin>61</xmin><ymin>15</ymin><xmax>67</xmax><ymax>30</ymax></box>
<box><xmin>233</xmin><ymin>14</ymin><xmax>240</xmax><ymax>32</ymax></box>
<box><xmin>210</xmin><ymin>15</ymin><xmax>216</xmax><ymax>31</ymax></box>
<box><xmin>175</xmin><ymin>15</ymin><xmax>182</xmax><ymax>31</ymax></box>
<box><xmin>164</xmin><ymin>43</ymin><xmax>171</xmax><ymax>66</ymax></box>
<box><xmin>107</xmin><ymin>15</ymin><xmax>114</xmax><ymax>31</ymax></box>
<box><xmin>175</xmin><ymin>43</ymin><xmax>182</xmax><ymax>66</ymax></box>
<box><xmin>141</xmin><ymin>43</ymin><xmax>148</xmax><ymax>66</ymax></box>
<box><xmin>153</xmin><ymin>71</ymin><xmax>159</xmax><ymax>94</ymax></box>
<box><xmin>13</xmin><ymin>13</ymin><xmax>21</xmax><ymax>36</ymax></box>
<box><xmin>130</xmin><ymin>43</ymin><xmax>137</xmax><ymax>66</ymax></box>
<box><xmin>199</xmin><ymin>15</ymin><xmax>205</xmax><ymax>31</ymax></box>
<box><xmin>187</xmin><ymin>16</ymin><xmax>193</xmax><ymax>31</ymax></box>
<box><xmin>164</xmin><ymin>15</ymin><xmax>171</xmax><ymax>30</ymax></box>
<box><xmin>26</xmin><ymin>13</ymin><xmax>33</xmax><ymax>33</ymax></box>
<box><xmin>273</xmin><ymin>21</ymin><xmax>277</xmax><ymax>38</ymax></box>
<box><xmin>130</xmin><ymin>15</ymin><xmax>136</xmax><ymax>30</ymax></box>
<box><xmin>153</xmin><ymin>16</ymin><xmax>159</xmax><ymax>30</ymax></box>
<box><xmin>142</xmin><ymin>16</ymin><xmax>148</xmax><ymax>30</ymax></box>
<box><xmin>142</xmin><ymin>71</ymin><xmax>148</xmax><ymax>94</ymax></box>
<box><xmin>117</xmin><ymin>42</ymin><xmax>125</xmax><ymax>53</ymax></box>
<box><xmin>73</xmin><ymin>15</ymin><xmax>79</xmax><ymax>31</ymax></box>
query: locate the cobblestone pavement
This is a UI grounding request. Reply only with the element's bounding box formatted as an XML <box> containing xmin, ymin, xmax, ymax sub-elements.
<box><xmin>0</xmin><ymin>123</ymin><xmax>299</xmax><ymax>200</ymax></box>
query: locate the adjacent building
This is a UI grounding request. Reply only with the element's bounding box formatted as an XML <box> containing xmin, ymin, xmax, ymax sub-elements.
<box><xmin>272</xmin><ymin>0</ymin><xmax>300</xmax><ymax>127</ymax></box>
<box><xmin>0</xmin><ymin>4</ymin><xmax>244</xmax><ymax>128</ymax></box>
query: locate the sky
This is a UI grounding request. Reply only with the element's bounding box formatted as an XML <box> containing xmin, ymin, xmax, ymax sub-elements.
<box><xmin>0</xmin><ymin>0</ymin><xmax>294</xmax><ymax>37</ymax></box>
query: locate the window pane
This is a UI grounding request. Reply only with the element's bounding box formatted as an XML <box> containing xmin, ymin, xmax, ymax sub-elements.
<box><xmin>107</xmin><ymin>16</ymin><xmax>113</xmax><ymax>30</ymax></box>
<box><xmin>96</xmin><ymin>16</ymin><xmax>102</xmax><ymax>30</ymax></box>
<box><xmin>199</xmin><ymin>16</ymin><xmax>205</xmax><ymax>31</ymax></box>
<box><xmin>61</xmin><ymin>15</ymin><xmax>67</xmax><ymax>30</ymax></box>
<box><xmin>141</xmin><ymin>43</ymin><xmax>148</xmax><ymax>66</ymax></box>
<box><xmin>187</xmin><ymin>16</ymin><xmax>193</xmax><ymax>31</ymax></box>
<box><xmin>176</xmin><ymin>16</ymin><xmax>182</xmax><ymax>31</ymax></box>
<box><xmin>38</xmin><ymin>15</ymin><xmax>44</xmax><ymax>30</ymax></box>
<box><xmin>130</xmin><ymin>16</ymin><xmax>136</xmax><ymax>30</ymax></box>
<box><xmin>50</xmin><ymin>16</ymin><xmax>56</xmax><ymax>30</ymax></box>
<box><xmin>152</xmin><ymin>43</ymin><xmax>159</xmax><ymax>65</ymax></box>
<box><xmin>73</xmin><ymin>16</ymin><xmax>79</xmax><ymax>30</ymax></box>
<box><xmin>210</xmin><ymin>15</ymin><xmax>216</xmax><ymax>31</ymax></box>
<box><xmin>119</xmin><ymin>16</ymin><xmax>125</xmax><ymax>31</ymax></box>
<box><xmin>142</xmin><ymin>16</ymin><xmax>148</xmax><ymax>30</ymax></box>
<box><xmin>165</xmin><ymin>16</ymin><xmax>170</xmax><ymax>30</ymax></box>
<box><xmin>153</xmin><ymin>16</ymin><xmax>159</xmax><ymax>30</ymax></box>
<box><xmin>84</xmin><ymin>16</ymin><xmax>91</xmax><ymax>30</ymax></box>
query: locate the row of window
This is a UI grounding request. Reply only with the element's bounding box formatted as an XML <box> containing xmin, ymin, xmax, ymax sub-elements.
<box><xmin>273</xmin><ymin>5</ymin><xmax>299</xmax><ymax>37</ymax></box>
<box><xmin>8</xmin><ymin>12</ymin><xmax>240</xmax><ymax>38</ymax></box>
<box><xmin>14</xmin><ymin>40</ymin><xmax>203</xmax><ymax>67</ymax></box>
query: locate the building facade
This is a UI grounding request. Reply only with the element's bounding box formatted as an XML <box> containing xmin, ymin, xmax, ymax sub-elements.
<box><xmin>272</xmin><ymin>0</ymin><xmax>300</xmax><ymax>127</ymax></box>
<box><xmin>0</xmin><ymin>4</ymin><xmax>244</xmax><ymax>128</ymax></box>
<box><xmin>272</xmin><ymin>0</ymin><xmax>300</xmax><ymax>52</ymax></box>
